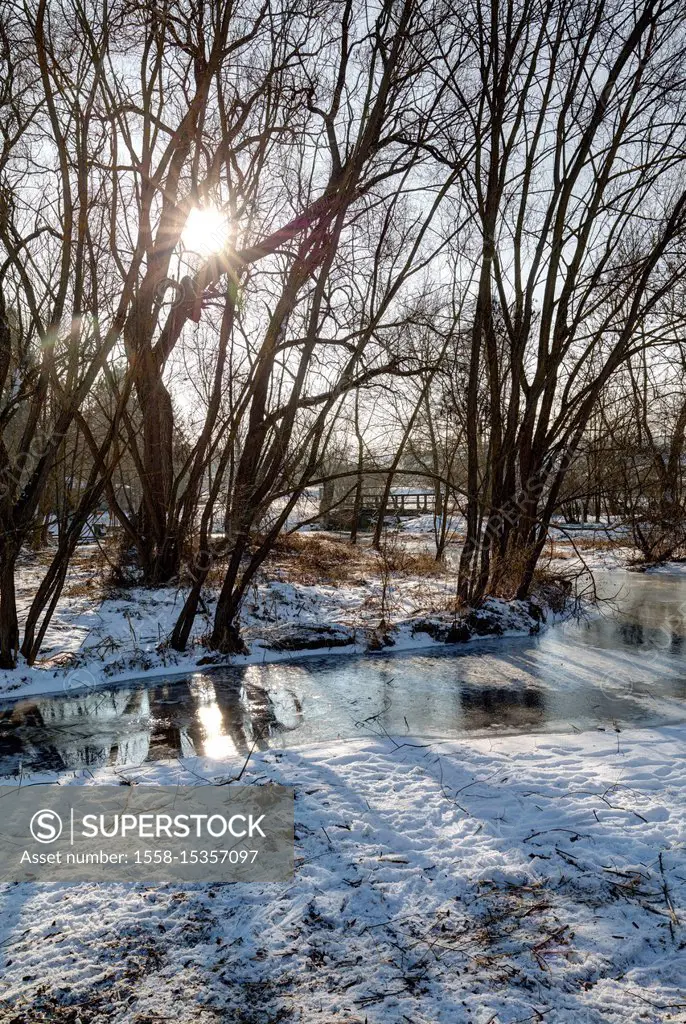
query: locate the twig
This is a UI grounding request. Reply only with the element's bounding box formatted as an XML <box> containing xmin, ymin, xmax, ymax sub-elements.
<box><xmin>658</xmin><ymin>851</ymin><xmax>679</xmax><ymax>940</ymax></box>
<box><xmin>216</xmin><ymin>729</ymin><xmax>264</xmax><ymax>785</ymax></box>
<box><xmin>524</xmin><ymin>828</ymin><xmax>592</xmax><ymax>843</ymax></box>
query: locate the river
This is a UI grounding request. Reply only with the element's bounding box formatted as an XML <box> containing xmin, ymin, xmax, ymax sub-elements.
<box><xmin>2</xmin><ymin>569</ymin><xmax>686</xmax><ymax>776</ymax></box>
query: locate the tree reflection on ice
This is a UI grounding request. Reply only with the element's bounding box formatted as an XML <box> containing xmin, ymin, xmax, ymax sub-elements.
<box><xmin>0</xmin><ymin>671</ymin><xmax>303</xmax><ymax>775</ymax></box>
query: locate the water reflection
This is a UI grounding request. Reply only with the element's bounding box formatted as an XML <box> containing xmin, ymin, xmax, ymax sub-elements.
<box><xmin>458</xmin><ymin>685</ymin><xmax>545</xmax><ymax>731</ymax></box>
<box><xmin>573</xmin><ymin>572</ymin><xmax>686</xmax><ymax>652</ymax></box>
<box><xmin>0</xmin><ymin>672</ymin><xmax>303</xmax><ymax>776</ymax></box>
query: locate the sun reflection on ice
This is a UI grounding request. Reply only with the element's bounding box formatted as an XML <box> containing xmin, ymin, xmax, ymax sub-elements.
<box><xmin>189</xmin><ymin>676</ymin><xmax>237</xmax><ymax>759</ymax></box>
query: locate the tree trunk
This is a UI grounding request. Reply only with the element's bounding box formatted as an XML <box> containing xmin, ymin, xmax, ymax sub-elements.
<box><xmin>136</xmin><ymin>374</ymin><xmax>178</xmax><ymax>583</ymax></box>
<box><xmin>0</xmin><ymin>541</ymin><xmax>19</xmax><ymax>668</ymax></box>
<box><xmin>211</xmin><ymin>579</ymin><xmax>249</xmax><ymax>654</ymax></box>
<box><xmin>350</xmin><ymin>392</ymin><xmax>364</xmax><ymax>543</ymax></box>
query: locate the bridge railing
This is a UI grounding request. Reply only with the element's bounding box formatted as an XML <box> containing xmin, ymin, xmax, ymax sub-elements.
<box><xmin>339</xmin><ymin>492</ymin><xmax>435</xmax><ymax>514</ymax></box>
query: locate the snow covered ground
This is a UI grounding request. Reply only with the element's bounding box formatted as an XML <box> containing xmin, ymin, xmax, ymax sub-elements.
<box><xmin>0</xmin><ymin>726</ymin><xmax>684</xmax><ymax>1023</ymax></box>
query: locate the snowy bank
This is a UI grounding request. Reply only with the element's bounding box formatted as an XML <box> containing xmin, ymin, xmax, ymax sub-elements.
<box><xmin>0</xmin><ymin>726</ymin><xmax>684</xmax><ymax>1022</ymax></box>
<box><xmin>2</xmin><ymin>544</ymin><xmax>559</xmax><ymax>701</ymax></box>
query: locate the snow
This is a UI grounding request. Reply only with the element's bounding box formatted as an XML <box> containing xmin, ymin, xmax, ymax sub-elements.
<box><xmin>3</xmin><ymin>543</ymin><xmax>686</xmax><ymax>1019</ymax></box>
<box><xmin>646</xmin><ymin>561</ymin><xmax>686</xmax><ymax>575</ymax></box>
<box><xmin>548</xmin><ymin>518</ymin><xmax>631</xmax><ymax>540</ymax></box>
<box><xmin>1</xmin><ymin>726</ymin><xmax>684</xmax><ymax>1022</ymax></box>
<box><xmin>401</xmin><ymin>512</ymin><xmax>466</xmax><ymax>535</ymax></box>
<box><xmin>2</xmin><ymin>549</ymin><xmax>545</xmax><ymax>702</ymax></box>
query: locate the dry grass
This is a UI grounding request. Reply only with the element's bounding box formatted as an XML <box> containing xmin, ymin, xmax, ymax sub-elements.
<box><xmin>381</xmin><ymin>548</ymin><xmax>445</xmax><ymax>576</ymax></box>
<box><xmin>266</xmin><ymin>532</ymin><xmax>445</xmax><ymax>585</ymax></box>
<box><xmin>63</xmin><ymin>577</ymin><xmax>103</xmax><ymax>598</ymax></box>
<box><xmin>267</xmin><ymin>533</ymin><xmax>369</xmax><ymax>584</ymax></box>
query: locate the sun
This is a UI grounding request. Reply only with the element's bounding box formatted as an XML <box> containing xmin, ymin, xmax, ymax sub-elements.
<box><xmin>181</xmin><ymin>205</ymin><xmax>230</xmax><ymax>256</ymax></box>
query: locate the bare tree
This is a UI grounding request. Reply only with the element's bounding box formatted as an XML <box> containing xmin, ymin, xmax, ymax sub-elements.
<box><xmin>430</xmin><ymin>0</ymin><xmax>686</xmax><ymax>601</ymax></box>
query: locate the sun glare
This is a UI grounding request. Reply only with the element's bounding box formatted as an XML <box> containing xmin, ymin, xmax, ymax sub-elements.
<box><xmin>181</xmin><ymin>205</ymin><xmax>230</xmax><ymax>256</ymax></box>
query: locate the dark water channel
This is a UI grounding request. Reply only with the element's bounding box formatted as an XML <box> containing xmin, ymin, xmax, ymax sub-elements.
<box><xmin>2</xmin><ymin>571</ymin><xmax>686</xmax><ymax>776</ymax></box>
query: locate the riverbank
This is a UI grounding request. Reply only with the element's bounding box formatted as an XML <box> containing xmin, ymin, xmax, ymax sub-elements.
<box><xmin>1</xmin><ymin>725</ymin><xmax>684</xmax><ymax>1023</ymax></box>
<box><xmin>2</xmin><ymin>538</ymin><xmax>568</xmax><ymax>701</ymax></box>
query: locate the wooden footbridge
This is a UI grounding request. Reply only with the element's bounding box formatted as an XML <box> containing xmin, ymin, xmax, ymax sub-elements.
<box><xmin>352</xmin><ymin>491</ymin><xmax>436</xmax><ymax>515</ymax></box>
<box><xmin>324</xmin><ymin>489</ymin><xmax>438</xmax><ymax>527</ymax></box>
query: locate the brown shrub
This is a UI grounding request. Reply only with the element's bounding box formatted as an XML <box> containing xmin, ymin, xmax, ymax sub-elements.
<box><xmin>531</xmin><ymin>564</ymin><xmax>575</xmax><ymax>613</ymax></box>
<box><xmin>62</xmin><ymin>544</ymin><xmax>112</xmax><ymax>597</ymax></box>
<box><xmin>64</xmin><ymin>577</ymin><xmax>104</xmax><ymax>598</ymax></box>
<box><xmin>183</xmin><ymin>530</ymin><xmax>447</xmax><ymax>589</ymax></box>
<box><xmin>443</xmin><ymin>593</ymin><xmax>468</xmax><ymax>615</ymax></box>
<box><xmin>381</xmin><ymin>549</ymin><xmax>445</xmax><ymax>576</ymax></box>
<box><xmin>487</xmin><ymin>545</ymin><xmax>538</xmax><ymax>599</ymax></box>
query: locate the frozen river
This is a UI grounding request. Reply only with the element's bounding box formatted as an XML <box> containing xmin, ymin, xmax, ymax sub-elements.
<box><xmin>2</xmin><ymin>569</ymin><xmax>686</xmax><ymax>776</ymax></box>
